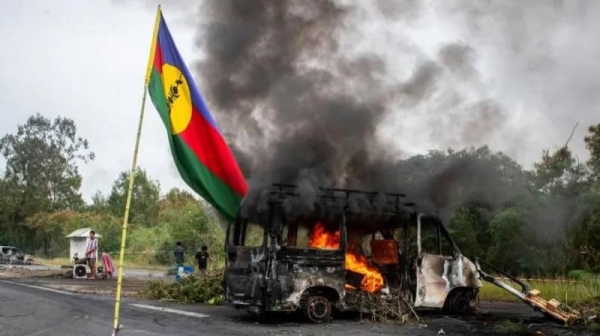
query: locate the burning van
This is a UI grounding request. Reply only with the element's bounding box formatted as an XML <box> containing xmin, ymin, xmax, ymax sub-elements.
<box><xmin>223</xmin><ymin>184</ymin><xmax>482</xmax><ymax>322</ymax></box>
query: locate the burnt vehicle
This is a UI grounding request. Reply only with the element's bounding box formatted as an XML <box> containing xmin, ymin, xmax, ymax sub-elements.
<box><xmin>223</xmin><ymin>184</ymin><xmax>481</xmax><ymax>322</ymax></box>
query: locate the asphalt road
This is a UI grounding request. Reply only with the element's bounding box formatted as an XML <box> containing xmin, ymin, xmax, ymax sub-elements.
<box><xmin>0</xmin><ymin>280</ymin><xmax>596</xmax><ymax>336</ymax></box>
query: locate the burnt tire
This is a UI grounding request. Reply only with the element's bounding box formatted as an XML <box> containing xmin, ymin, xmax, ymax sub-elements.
<box><xmin>303</xmin><ymin>295</ymin><xmax>332</xmax><ymax>323</ymax></box>
<box><xmin>443</xmin><ymin>289</ymin><xmax>476</xmax><ymax>315</ymax></box>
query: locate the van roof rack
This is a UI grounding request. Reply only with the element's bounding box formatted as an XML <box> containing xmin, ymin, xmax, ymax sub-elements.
<box><xmin>269</xmin><ymin>183</ymin><xmax>416</xmax><ymax>210</ymax></box>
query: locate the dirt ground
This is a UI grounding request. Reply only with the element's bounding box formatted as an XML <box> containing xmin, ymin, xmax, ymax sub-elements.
<box><xmin>0</xmin><ymin>266</ymin><xmax>150</xmax><ymax>296</ymax></box>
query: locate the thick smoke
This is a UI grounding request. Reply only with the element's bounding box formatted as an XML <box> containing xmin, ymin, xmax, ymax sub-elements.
<box><xmin>182</xmin><ymin>0</ymin><xmax>600</xmax><ymax>227</ymax></box>
<box><xmin>196</xmin><ymin>1</ymin><xmax>383</xmax><ymax>187</ymax></box>
<box><xmin>193</xmin><ymin>0</ymin><xmax>514</xmax><ymax>217</ymax></box>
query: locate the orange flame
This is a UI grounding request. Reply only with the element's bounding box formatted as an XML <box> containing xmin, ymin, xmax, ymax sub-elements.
<box><xmin>310</xmin><ymin>222</ymin><xmax>340</xmax><ymax>249</ymax></box>
<box><xmin>309</xmin><ymin>222</ymin><xmax>384</xmax><ymax>293</ymax></box>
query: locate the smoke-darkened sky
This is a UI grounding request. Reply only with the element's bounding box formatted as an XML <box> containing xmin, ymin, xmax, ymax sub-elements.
<box><xmin>0</xmin><ymin>0</ymin><xmax>598</xmax><ymax>200</ymax></box>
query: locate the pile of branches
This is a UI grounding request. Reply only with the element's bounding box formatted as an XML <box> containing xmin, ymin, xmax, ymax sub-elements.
<box><xmin>141</xmin><ymin>268</ymin><xmax>224</xmax><ymax>305</ymax></box>
<box><xmin>345</xmin><ymin>288</ymin><xmax>418</xmax><ymax>323</ymax></box>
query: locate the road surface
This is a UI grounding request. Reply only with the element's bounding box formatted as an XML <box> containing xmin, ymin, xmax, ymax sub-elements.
<box><xmin>0</xmin><ymin>279</ymin><xmax>595</xmax><ymax>336</ymax></box>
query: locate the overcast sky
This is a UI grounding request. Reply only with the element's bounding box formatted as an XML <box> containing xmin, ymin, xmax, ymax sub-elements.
<box><xmin>1</xmin><ymin>0</ymin><xmax>598</xmax><ymax>201</ymax></box>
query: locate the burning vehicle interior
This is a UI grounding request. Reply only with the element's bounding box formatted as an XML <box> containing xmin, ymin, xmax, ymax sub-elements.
<box><xmin>223</xmin><ymin>184</ymin><xmax>482</xmax><ymax>323</ymax></box>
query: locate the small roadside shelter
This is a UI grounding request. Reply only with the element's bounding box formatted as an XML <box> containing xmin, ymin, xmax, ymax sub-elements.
<box><xmin>65</xmin><ymin>228</ymin><xmax>102</xmax><ymax>259</ymax></box>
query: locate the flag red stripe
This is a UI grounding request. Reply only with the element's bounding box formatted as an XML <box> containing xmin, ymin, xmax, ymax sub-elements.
<box><xmin>153</xmin><ymin>40</ymin><xmax>163</xmax><ymax>75</ymax></box>
<box><xmin>178</xmin><ymin>109</ymin><xmax>248</xmax><ymax>197</ymax></box>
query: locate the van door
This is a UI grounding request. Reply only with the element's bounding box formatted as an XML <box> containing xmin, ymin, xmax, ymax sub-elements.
<box><xmin>413</xmin><ymin>214</ymin><xmax>455</xmax><ymax>308</ymax></box>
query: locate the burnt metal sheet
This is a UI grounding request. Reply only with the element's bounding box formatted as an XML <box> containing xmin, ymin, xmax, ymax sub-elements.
<box><xmin>414</xmin><ymin>254</ymin><xmax>481</xmax><ymax>308</ymax></box>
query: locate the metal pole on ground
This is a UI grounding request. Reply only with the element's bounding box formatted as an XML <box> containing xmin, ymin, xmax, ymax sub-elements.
<box><xmin>112</xmin><ymin>5</ymin><xmax>161</xmax><ymax>336</ymax></box>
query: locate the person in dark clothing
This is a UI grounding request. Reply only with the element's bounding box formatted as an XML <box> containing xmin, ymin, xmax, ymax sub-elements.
<box><xmin>195</xmin><ymin>245</ymin><xmax>210</xmax><ymax>274</ymax></box>
<box><xmin>174</xmin><ymin>242</ymin><xmax>185</xmax><ymax>265</ymax></box>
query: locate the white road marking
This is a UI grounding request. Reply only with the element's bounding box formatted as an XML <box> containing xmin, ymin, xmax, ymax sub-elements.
<box><xmin>129</xmin><ymin>303</ymin><xmax>209</xmax><ymax>318</ymax></box>
<box><xmin>0</xmin><ymin>280</ymin><xmax>76</xmax><ymax>296</ymax></box>
<box><xmin>24</xmin><ymin>327</ymin><xmax>56</xmax><ymax>336</ymax></box>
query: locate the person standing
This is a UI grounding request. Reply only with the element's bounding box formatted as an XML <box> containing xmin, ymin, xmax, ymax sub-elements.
<box><xmin>174</xmin><ymin>241</ymin><xmax>185</xmax><ymax>265</ymax></box>
<box><xmin>85</xmin><ymin>230</ymin><xmax>98</xmax><ymax>279</ymax></box>
<box><xmin>195</xmin><ymin>245</ymin><xmax>210</xmax><ymax>274</ymax></box>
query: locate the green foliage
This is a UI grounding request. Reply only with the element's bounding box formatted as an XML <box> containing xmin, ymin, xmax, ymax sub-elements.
<box><xmin>141</xmin><ymin>272</ymin><xmax>224</xmax><ymax>304</ymax></box>
<box><xmin>449</xmin><ymin>205</ymin><xmax>490</xmax><ymax>258</ymax></box>
<box><xmin>24</xmin><ymin>210</ymin><xmax>121</xmax><ymax>257</ymax></box>
<box><xmin>492</xmin><ymin>320</ymin><xmax>532</xmax><ymax>335</ymax></box>
<box><xmin>486</xmin><ymin>208</ymin><xmax>530</xmax><ymax>274</ymax></box>
<box><xmin>569</xmin><ymin>187</ymin><xmax>600</xmax><ymax>271</ymax></box>
<box><xmin>0</xmin><ymin>114</ymin><xmax>94</xmax><ymax>216</ymax></box>
<box><xmin>125</xmin><ymin>193</ymin><xmax>225</xmax><ymax>266</ymax></box>
<box><xmin>4</xmin><ymin>113</ymin><xmax>600</xmax><ymax>279</ymax></box>
<box><xmin>585</xmin><ymin>124</ymin><xmax>600</xmax><ymax>178</ymax></box>
<box><xmin>0</xmin><ymin>114</ymin><xmax>94</xmax><ymax>253</ymax></box>
<box><xmin>107</xmin><ymin>168</ymin><xmax>160</xmax><ymax>226</ymax></box>
<box><xmin>567</xmin><ymin>270</ymin><xmax>597</xmax><ymax>281</ymax></box>
<box><xmin>480</xmin><ymin>272</ymin><xmax>600</xmax><ymax>306</ymax></box>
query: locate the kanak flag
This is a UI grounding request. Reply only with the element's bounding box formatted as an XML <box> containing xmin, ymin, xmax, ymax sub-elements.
<box><xmin>145</xmin><ymin>7</ymin><xmax>248</xmax><ymax>220</ymax></box>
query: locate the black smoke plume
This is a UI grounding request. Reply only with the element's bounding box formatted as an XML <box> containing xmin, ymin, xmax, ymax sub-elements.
<box><xmin>193</xmin><ymin>0</ymin><xmax>511</xmax><ymax>217</ymax></box>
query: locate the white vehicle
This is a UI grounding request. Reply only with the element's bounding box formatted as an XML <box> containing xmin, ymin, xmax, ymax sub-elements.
<box><xmin>0</xmin><ymin>246</ymin><xmax>31</xmax><ymax>264</ymax></box>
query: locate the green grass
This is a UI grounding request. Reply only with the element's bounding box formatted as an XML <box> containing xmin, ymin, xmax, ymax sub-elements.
<box><xmin>479</xmin><ymin>277</ymin><xmax>600</xmax><ymax>305</ymax></box>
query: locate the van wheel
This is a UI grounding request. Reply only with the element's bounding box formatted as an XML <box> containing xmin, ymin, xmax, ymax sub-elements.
<box><xmin>303</xmin><ymin>295</ymin><xmax>331</xmax><ymax>323</ymax></box>
<box><xmin>248</xmin><ymin>304</ymin><xmax>269</xmax><ymax>321</ymax></box>
<box><xmin>443</xmin><ymin>289</ymin><xmax>476</xmax><ymax>314</ymax></box>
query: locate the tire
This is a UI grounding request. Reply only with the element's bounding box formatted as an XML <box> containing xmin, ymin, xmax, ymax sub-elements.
<box><xmin>74</xmin><ymin>265</ymin><xmax>87</xmax><ymax>278</ymax></box>
<box><xmin>247</xmin><ymin>306</ymin><xmax>269</xmax><ymax>323</ymax></box>
<box><xmin>302</xmin><ymin>295</ymin><xmax>332</xmax><ymax>323</ymax></box>
<box><xmin>443</xmin><ymin>289</ymin><xmax>475</xmax><ymax>314</ymax></box>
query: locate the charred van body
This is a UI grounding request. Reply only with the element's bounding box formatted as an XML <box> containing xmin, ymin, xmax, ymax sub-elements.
<box><xmin>223</xmin><ymin>184</ymin><xmax>481</xmax><ymax>323</ymax></box>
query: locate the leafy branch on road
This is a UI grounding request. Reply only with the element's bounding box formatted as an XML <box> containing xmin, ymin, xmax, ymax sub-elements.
<box><xmin>141</xmin><ymin>270</ymin><xmax>224</xmax><ymax>305</ymax></box>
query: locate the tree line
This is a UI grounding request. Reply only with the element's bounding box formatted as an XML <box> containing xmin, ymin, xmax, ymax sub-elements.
<box><xmin>0</xmin><ymin>114</ymin><xmax>224</xmax><ymax>265</ymax></box>
<box><xmin>1</xmin><ymin>114</ymin><xmax>600</xmax><ymax>275</ymax></box>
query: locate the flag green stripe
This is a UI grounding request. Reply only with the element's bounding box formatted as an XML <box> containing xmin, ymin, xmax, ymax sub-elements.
<box><xmin>148</xmin><ymin>68</ymin><xmax>242</xmax><ymax>220</ymax></box>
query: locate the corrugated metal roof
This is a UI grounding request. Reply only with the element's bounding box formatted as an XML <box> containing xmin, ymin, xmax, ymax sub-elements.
<box><xmin>65</xmin><ymin>228</ymin><xmax>102</xmax><ymax>238</ymax></box>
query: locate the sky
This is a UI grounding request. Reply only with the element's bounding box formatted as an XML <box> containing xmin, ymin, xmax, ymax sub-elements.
<box><xmin>0</xmin><ymin>0</ymin><xmax>598</xmax><ymax>202</ymax></box>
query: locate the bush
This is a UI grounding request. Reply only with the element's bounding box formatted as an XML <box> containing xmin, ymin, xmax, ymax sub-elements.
<box><xmin>567</xmin><ymin>270</ymin><xmax>598</xmax><ymax>281</ymax></box>
<box><xmin>141</xmin><ymin>269</ymin><xmax>224</xmax><ymax>304</ymax></box>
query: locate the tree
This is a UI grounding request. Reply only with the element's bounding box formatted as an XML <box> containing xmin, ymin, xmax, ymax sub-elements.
<box><xmin>533</xmin><ymin>146</ymin><xmax>589</xmax><ymax>196</ymax></box>
<box><xmin>89</xmin><ymin>190</ymin><xmax>109</xmax><ymax>212</ymax></box>
<box><xmin>26</xmin><ymin>210</ymin><xmax>121</xmax><ymax>257</ymax></box>
<box><xmin>585</xmin><ymin>124</ymin><xmax>600</xmax><ymax>179</ymax></box>
<box><xmin>108</xmin><ymin>168</ymin><xmax>161</xmax><ymax>226</ymax></box>
<box><xmin>448</xmin><ymin>205</ymin><xmax>491</xmax><ymax>259</ymax></box>
<box><xmin>0</xmin><ymin>114</ymin><xmax>93</xmax><ymax>217</ymax></box>
<box><xmin>0</xmin><ymin>114</ymin><xmax>93</xmax><ymax>252</ymax></box>
<box><xmin>160</xmin><ymin>188</ymin><xmax>196</xmax><ymax>209</ymax></box>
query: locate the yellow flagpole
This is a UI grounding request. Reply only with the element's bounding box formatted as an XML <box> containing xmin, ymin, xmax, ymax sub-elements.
<box><xmin>112</xmin><ymin>5</ymin><xmax>161</xmax><ymax>336</ymax></box>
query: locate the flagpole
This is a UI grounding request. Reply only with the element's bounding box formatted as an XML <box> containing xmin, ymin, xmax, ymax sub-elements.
<box><xmin>112</xmin><ymin>5</ymin><xmax>161</xmax><ymax>336</ymax></box>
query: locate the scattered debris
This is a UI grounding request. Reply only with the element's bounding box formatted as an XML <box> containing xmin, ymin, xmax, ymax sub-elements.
<box><xmin>141</xmin><ymin>269</ymin><xmax>224</xmax><ymax>304</ymax></box>
<box><xmin>492</xmin><ymin>320</ymin><xmax>531</xmax><ymax>335</ymax></box>
<box><xmin>345</xmin><ymin>288</ymin><xmax>414</xmax><ymax>323</ymax></box>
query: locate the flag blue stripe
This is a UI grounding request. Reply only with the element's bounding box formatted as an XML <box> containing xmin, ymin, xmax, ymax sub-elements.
<box><xmin>156</xmin><ymin>15</ymin><xmax>219</xmax><ymax>131</ymax></box>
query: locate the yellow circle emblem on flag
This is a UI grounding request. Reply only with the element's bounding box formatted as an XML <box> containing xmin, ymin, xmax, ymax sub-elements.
<box><xmin>162</xmin><ymin>64</ymin><xmax>192</xmax><ymax>135</ymax></box>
